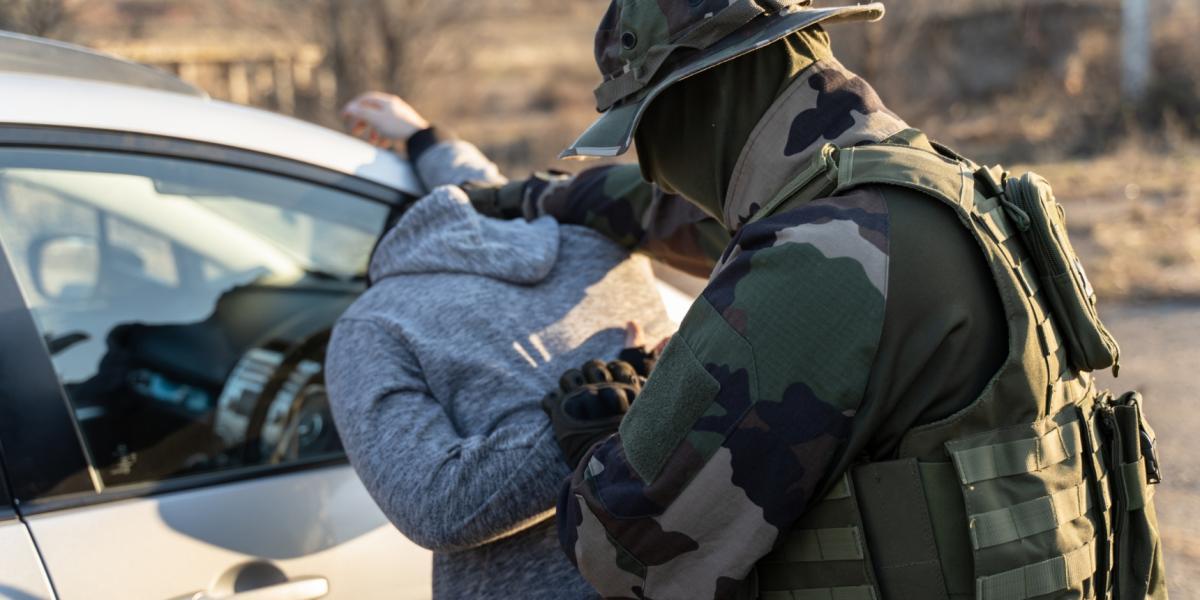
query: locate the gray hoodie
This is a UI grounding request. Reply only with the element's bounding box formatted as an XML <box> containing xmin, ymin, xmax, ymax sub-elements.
<box><xmin>325</xmin><ymin>141</ymin><xmax>673</xmax><ymax>599</ymax></box>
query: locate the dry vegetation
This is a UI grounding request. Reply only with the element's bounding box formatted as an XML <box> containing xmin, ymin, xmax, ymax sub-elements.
<box><xmin>404</xmin><ymin>0</ymin><xmax>1200</xmax><ymax>303</ymax></box>
<box><xmin>8</xmin><ymin>0</ymin><xmax>1199</xmax><ymax>302</ymax></box>
<box><xmin>1015</xmin><ymin>143</ymin><xmax>1200</xmax><ymax>301</ymax></box>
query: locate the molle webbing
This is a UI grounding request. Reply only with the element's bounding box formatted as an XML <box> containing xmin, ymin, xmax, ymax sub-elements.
<box><xmin>950</xmin><ymin>420</ymin><xmax>1081</xmax><ymax>485</ymax></box>
<box><xmin>758</xmin><ymin>475</ymin><xmax>879</xmax><ymax>600</ymax></box>
<box><xmin>974</xmin><ymin>538</ymin><xmax>1098</xmax><ymax>600</ymax></box>
<box><xmin>968</xmin><ymin>480</ymin><xmax>1093</xmax><ymax>551</ymax></box>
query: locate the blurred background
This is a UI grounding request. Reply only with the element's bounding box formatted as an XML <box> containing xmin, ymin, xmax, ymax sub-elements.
<box><xmin>4</xmin><ymin>0</ymin><xmax>1197</xmax><ymax>594</ymax></box>
<box><xmin>6</xmin><ymin>0</ymin><xmax>1196</xmax><ymax>300</ymax></box>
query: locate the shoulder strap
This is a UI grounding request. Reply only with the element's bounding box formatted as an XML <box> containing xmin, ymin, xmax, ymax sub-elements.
<box><xmin>834</xmin><ymin>143</ymin><xmax>976</xmax><ymax>210</ymax></box>
<box><xmin>746</xmin><ymin>142</ymin><xmax>841</xmax><ymax>226</ymax></box>
<box><xmin>748</xmin><ymin>140</ymin><xmax>980</xmax><ymax>226</ymax></box>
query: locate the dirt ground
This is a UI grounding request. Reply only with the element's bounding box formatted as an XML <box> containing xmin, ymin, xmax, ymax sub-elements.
<box><xmin>1094</xmin><ymin>302</ymin><xmax>1200</xmax><ymax>597</ymax></box>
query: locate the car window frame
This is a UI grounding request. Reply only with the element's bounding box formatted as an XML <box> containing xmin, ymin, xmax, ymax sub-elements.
<box><xmin>0</xmin><ymin>125</ymin><xmax>413</xmax><ymax>515</ymax></box>
<box><xmin>0</xmin><ymin>442</ymin><xmax>14</xmax><ymax>521</ymax></box>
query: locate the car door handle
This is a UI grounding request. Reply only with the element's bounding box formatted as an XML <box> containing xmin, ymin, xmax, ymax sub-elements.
<box><xmin>182</xmin><ymin>577</ymin><xmax>329</xmax><ymax>600</ymax></box>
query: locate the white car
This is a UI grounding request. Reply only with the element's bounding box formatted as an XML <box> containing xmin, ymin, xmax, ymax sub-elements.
<box><xmin>0</xmin><ymin>32</ymin><xmax>691</xmax><ymax>600</ymax></box>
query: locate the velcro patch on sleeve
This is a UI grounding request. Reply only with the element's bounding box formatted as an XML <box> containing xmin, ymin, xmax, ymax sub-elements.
<box><xmin>620</xmin><ymin>301</ymin><xmax>724</xmax><ymax>484</ymax></box>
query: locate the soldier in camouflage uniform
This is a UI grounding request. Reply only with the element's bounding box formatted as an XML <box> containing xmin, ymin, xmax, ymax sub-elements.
<box><xmin>477</xmin><ymin>1</ymin><xmax>1167</xmax><ymax>599</ymax></box>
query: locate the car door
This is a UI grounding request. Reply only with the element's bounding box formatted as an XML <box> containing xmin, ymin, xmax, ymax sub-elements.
<box><xmin>0</xmin><ymin>129</ymin><xmax>432</xmax><ymax>599</ymax></box>
<box><xmin>0</xmin><ymin>447</ymin><xmax>55</xmax><ymax>600</ymax></box>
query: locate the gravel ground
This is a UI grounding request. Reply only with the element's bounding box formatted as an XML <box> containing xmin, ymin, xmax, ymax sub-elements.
<box><xmin>1094</xmin><ymin>302</ymin><xmax>1200</xmax><ymax>598</ymax></box>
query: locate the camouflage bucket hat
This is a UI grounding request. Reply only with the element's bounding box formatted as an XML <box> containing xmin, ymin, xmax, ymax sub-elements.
<box><xmin>562</xmin><ymin>0</ymin><xmax>885</xmax><ymax>160</ymax></box>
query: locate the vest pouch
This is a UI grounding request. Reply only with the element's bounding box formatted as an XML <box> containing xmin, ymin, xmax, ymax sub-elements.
<box><xmin>1002</xmin><ymin>173</ymin><xmax>1120</xmax><ymax>374</ymax></box>
<box><xmin>945</xmin><ymin>409</ymin><xmax>1102</xmax><ymax>599</ymax></box>
<box><xmin>1097</xmin><ymin>391</ymin><xmax>1168</xmax><ymax>598</ymax></box>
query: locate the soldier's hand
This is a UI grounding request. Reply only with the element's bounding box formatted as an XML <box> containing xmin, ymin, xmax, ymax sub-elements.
<box><xmin>341</xmin><ymin>91</ymin><xmax>429</xmax><ymax>147</ymax></box>
<box><xmin>542</xmin><ymin>358</ymin><xmax>644</xmax><ymax>468</ymax></box>
<box><xmin>464</xmin><ymin>170</ymin><xmax>574</xmax><ymax>221</ymax></box>
<box><xmin>463</xmin><ymin>180</ymin><xmax>529</xmax><ymax>220</ymax></box>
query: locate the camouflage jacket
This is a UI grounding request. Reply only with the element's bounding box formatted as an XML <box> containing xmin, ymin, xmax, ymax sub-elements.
<box><xmin>478</xmin><ymin>163</ymin><xmax>728</xmax><ymax>278</ymax></box>
<box><xmin>543</xmin><ymin>59</ymin><xmax>1008</xmax><ymax>599</ymax></box>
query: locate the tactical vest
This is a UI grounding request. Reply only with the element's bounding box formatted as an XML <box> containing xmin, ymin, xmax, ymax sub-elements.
<box><xmin>751</xmin><ymin>137</ymin><xmax>1167</xmax><ymax>600</ymax></box>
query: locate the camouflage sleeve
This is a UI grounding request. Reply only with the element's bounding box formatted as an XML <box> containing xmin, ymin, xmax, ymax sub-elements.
<box><xmin>529</xmin><ymin>164</ymin><xmax>730</xmax><ymax>278</ymax></box>
<box><xmin>557</xmin><ymin>190</ymin><xmax>890</xmax><ymax>599</ymax></box>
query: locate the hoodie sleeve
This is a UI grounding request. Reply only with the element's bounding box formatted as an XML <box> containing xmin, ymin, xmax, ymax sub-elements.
<box><xmin>523</xmin><ymin>164</ymin><xmax>730</xmax><ymax>278</ymax></box>
<box><xmin>409</xmin><ymin>130</ymin><xmax>507</xmax><ymax>191</ymax></box>
<box><xmin>326</xmin><ymin>317</ymin><xmax>571</xmax><ymax>552</ymax></box>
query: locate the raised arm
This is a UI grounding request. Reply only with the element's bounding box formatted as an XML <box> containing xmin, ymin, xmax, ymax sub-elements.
<box><xmin>342</xmin><ymin>91</ymin><xmax>505</xmax><ymax>191</ymax></box>
<box><xmin>326</xmin><ymin>318</ymin><xmax>570</xmax><ymax>552</ymax></box>
<box><xmin>469</xmin><ymin>164</ymin><xmax>729</xmax><ymax>278</ymax></box>
<box><xmin>342</xmin><ymin>91</ymin><xmax>728</xmax><ymax>275</ymax></box>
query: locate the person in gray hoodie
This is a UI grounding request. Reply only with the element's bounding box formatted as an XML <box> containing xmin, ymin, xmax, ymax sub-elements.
<box><xmin>325</xmin><ymin>92</ymin><xmax>675</xmax><ymax>598</ymax></box>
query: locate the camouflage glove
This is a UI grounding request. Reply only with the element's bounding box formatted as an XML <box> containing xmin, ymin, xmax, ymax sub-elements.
<box><xmin>541</xmin><ymin>359</ymin><xmax>643</xmax><ymax>468</ymax></box>
<box><xmin>464</xmin><ymin>170</ymin><xmax>574</xmax><ymax>221</ymax></box>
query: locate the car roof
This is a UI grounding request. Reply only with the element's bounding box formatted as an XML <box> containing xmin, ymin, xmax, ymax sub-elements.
<box><xmin>0</xmin><ymin>31</ymin><xmax>206</xmax><ymax>97</ymax></box>
<box><xmin>0</xmin><ymin>68</ymin><xmax>422</xmax><ymax>196</ymax></box>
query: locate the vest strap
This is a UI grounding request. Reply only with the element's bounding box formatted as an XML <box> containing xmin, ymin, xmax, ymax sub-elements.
<box><xmin>770</xmin><ymin>527</ymin><xmax>866</xmax><ymax>562</ymax></box>
<box><xmin>1012</xmin><ymin>249</ymin><xmax>1042</xmax><ymax>298</ymax></box>
<box><xmin>975</xmin><ymin>539</ymin><xmax>1097</xmax><ymax>600</ymax></box>
<box><xmin>746</xmin><ymin>143</ymin><xmax>840</xmax><ymax>226</ymax></box>
<box><xmin>1120</xmin><ymin>459</ymin><xmax>1149</xmax><ymax>511</ymax></box>
<box><xmin>950</xmin><ymin>420</ymin><xmax>1081</xmax><ymax>485</ymax></box>
<box><xmin>968</xmin><ymin>480</ymin><xmax>1093</xmax><ymax>550</ymax></box>
<box><xmin>758</xmin><ymin>474</ymin><xmax>881</xmax><ymax>594</ymax></box>
<box><xmin>834</xmin><ymin>143</ymin><xmax>972</xmax><ymax>210</ymax></box>
<box><xmin>977</xmin><ymin>202</ymin><xmax>1016</xmax><ymax>243</ymax></box>
<box><xmin>1079</xmin><ymin>402</ymin><xmax>1116</xmax><ymax>594</ymax></box>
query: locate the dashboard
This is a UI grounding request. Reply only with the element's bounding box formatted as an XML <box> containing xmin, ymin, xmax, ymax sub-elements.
<box><xmin>68</xmin><ymin>277</ymin><xmax>361</xmax><ymax>486</ymax></box>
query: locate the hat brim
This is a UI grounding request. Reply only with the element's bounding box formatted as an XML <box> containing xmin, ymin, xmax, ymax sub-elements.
<box><xmin>561</xmin><ymin>3</ymin><xmax>885</xmax><ymax>160</ymax></box>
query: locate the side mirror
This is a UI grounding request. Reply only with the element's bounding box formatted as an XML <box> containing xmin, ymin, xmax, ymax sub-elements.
<box><xmin>28</xmin><ymin>235</ymin><xmax>100</xmax><ymax>302</ymax></box>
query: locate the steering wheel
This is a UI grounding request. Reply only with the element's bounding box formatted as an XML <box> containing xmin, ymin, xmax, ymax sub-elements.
<box><xmin>241</xmin><ymin>329</ymin><xmax>342</xmax><ymax>466</ymax></box>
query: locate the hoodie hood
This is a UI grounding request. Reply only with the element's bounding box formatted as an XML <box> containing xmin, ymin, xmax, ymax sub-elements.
<box><xmin>368</xmin><ymin>186</ymin><xmax>560</xmax><ymax>285</ymax></box>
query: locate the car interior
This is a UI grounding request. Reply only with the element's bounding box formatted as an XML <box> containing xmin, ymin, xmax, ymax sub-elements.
<box><xmin>0</xmin><ymin>151</ymin><xmax>397</xmax><ymax>490</ymax></box>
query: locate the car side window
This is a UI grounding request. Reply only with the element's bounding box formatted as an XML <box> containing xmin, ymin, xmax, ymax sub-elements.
<box><xmin>0</xmin><ymin>148</ymin><xmax>390</xmax><ymax>491</ymax></box>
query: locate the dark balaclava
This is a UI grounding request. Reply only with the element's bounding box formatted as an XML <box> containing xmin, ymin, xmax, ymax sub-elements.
<box><xmin>633</xmin><ymin>27</ymin><xmax>833</xmax><ymax>222</ymax></box>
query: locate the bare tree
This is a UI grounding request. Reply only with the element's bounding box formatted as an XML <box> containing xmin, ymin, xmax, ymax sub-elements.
<box><xmin>321</xmin><ymin>0</ymin><xmax>465</xmax><ymax>106</ymax></box>
<box><xmin>0</xmin><ymin>0</ymin><xmax>17</xmax><ymax>30</ymax></box>
<box><xmin>0</xmin><ymin>0</ymin><xmax>70</xmax><ymax>37</ymax></box>
<box><xmin>369</xmin><ymin>0</ymin><xmax>460</xmax><ymax>96</ymax></box>
<box><xmin>22</xmin><ymin>0</ymin><xmax>64</xmax><ymax>36</ymax></box>
<box><xmin>324</xmin><ymin>0</ymin><xmax>365</xmax><ymax>107</ymax></box>
<box><xmin>1121</xmin><ymin>0</ymin><xmax>1151</xmax><ymax>104</ymax></box>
